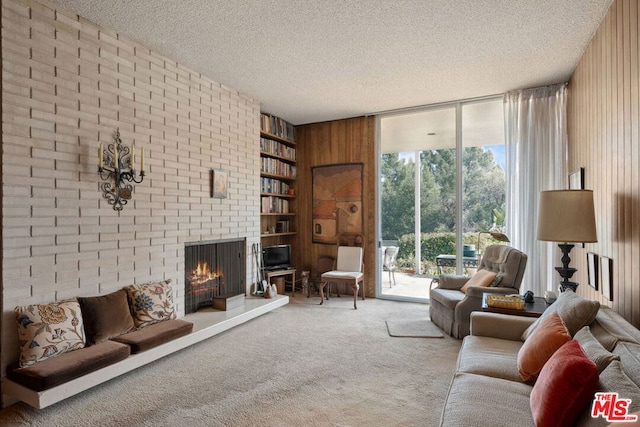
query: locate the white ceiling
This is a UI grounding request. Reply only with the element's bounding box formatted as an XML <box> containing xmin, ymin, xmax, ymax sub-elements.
<box><xmin>49</xmin><ymin>0</ymin><xmax>612</xmax><ymax>126</ymax></box>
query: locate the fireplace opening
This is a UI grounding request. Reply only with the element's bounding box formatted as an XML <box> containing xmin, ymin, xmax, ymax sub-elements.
<box><xmin>185</xmin><ymin>239</ymin><xmax>245</xmax><ymax>314</ymax></box>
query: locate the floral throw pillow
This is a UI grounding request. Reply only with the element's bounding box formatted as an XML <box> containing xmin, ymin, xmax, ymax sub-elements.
<box><xmin>15</xmin><ymin>299</ymin><xmax>86</xmax><ymax>368</ymax></box>
<box><xmin>126</xmin><ymin>280</ymin><xmax>176</xmax><ymax>329</ymax></box>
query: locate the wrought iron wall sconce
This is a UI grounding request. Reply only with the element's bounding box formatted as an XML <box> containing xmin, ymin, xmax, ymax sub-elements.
<box><xmin>98</xmin><ymin>131</ymin><xmax>145</xmax><ymax>211</ymax></box>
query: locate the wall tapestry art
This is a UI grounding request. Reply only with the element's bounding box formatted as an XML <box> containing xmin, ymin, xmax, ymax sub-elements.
<box><xmin>312</xmin><ymin>163</ymin><xmax>363</xmax><ymax>244</ymax></box>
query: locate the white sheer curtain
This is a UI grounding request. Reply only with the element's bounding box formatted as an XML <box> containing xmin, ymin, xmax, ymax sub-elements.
<box><xmin>504</xmin><ymin>83</ymin><xmax>567</xmax><ymax>295</ymax></box>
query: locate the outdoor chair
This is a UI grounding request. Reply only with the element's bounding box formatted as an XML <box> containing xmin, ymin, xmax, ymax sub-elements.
<box><xmin>429</xmin><ymin>245</ymin><xmax>527</xmax><ymax>338</ymax></box>
<box><xmin>383</xmin><ymin>246</ymin><xmax>399</xmax><ymax>287</ymax></box>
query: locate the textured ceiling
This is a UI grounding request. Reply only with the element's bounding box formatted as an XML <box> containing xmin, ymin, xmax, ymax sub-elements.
<box><xmin>49</xmin><ymin>0</ymin><xmax>612</xmax><ymax>125</ymax></box>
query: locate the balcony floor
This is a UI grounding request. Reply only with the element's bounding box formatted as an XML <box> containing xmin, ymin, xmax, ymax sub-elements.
<box><xmin>380</xmin><ymin>271</ymin><xmax>435</xmax><ymax>299</ymax></box>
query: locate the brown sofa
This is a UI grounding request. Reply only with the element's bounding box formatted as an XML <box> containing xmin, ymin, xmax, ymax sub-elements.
<box><xmin>6</xmin><ymin>285</ymin><xmax>193</xmax><ymax>394</ymax></box>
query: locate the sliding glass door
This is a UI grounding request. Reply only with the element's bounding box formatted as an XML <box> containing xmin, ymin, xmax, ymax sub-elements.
<box><xmin>377</xmin><ymin>97</ymin><xmax>505</xmax><ymax>302</ymax></box>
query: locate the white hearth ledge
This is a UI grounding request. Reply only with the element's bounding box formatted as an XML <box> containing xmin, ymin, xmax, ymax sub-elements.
<box><xmin>3</xmin><ymin>295</ymin><xmax>289</xmax><ymax>409</ymax></box>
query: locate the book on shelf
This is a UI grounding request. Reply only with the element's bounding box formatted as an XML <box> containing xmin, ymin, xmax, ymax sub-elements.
<box><xmin>260</xmin><ymin>177</ymin><xmax>290</xmax><ymax>195</ymax></box>
<box><xmin>261</xmin><ymin>196</ymin><xmax>289</xmax><ymax>214</ymax></box>
<box><xmin>275</xmin><ymin>221</ymin><xmax>290</xmax><ymax>233</ymax></box>
<box><xmin>260</xmin><ymin>157</ymin><xmax>297</xmax><ymax>178</ymax></box>
<box><xmin>260</xmin><ymin>137</ymin><xmax>296</xmax><ymax>161</ymax></box>
<box><xmin>260</xmin><ymin>113</ymin><xmax>296</xmax><ymax>142</ymax></box>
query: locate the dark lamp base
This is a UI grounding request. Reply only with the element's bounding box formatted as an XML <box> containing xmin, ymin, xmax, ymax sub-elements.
<box><xmin>559</xmin><ymin>282</ymin><xmax>578</xmax><ymax>292</ymax></box>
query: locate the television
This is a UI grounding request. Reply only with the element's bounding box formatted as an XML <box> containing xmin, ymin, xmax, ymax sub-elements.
<box><xmin>262</xmin><ymin>244</ymin><xmax>292</xmax><ymax>270</ymax></box>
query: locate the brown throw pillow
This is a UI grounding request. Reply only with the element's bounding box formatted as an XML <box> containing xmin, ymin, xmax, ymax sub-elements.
<box><xmin>78</xmin><ymin>289</ymin><xmax>135</xmax><ymax>345</ymax></box>
<box><xmin>460</xmin><ymin>269</ymin><xmax>497</xmax><ymax>293</ymax></box>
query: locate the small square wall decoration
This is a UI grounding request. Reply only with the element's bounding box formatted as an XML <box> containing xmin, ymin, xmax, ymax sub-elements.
<box><xmin>211</xmin><ymin>169</ymin><xmax>228</xmax><ymax>198</ymax></box>
<box><xmin>587</xmin><ymin>252</ymin><xmax>598</xmax><ymax>290</ymax></box>
<box><xmin>600</xmin><ymin>256</ymin><xmax>613</xmax><ymax>301</ymax></box>
<box><xmin>568</xmin><ymin>167</ymin><xmax>585</xmax><ymax>190</ymax></box>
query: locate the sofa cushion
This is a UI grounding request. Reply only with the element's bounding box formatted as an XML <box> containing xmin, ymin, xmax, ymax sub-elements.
<box><xmin>440</xmin><ymin>372</ymin><xmax>534</xmax><ymax>427</ymax></box>
<box><xmin>429</xmin><ymin>288</ymin><xmax>466</xmax><ymax>310</ymax></box>
<box><xmin>6</xmin><ymin>340</ymin><xmax>130</xmax><ymax>392</ymax></box>
<box><xmin>577</xmin><ymin>360</ymin><xmax>640</xmax><ymax>427</ymax></box>
<box><xmin>521</xmin><ymin>290</ymin><xmax>599</xmax><ymax>341</ymax></box>
<box><xmin>457</xmin><ymin>335</ymin><xmax>523</xmax><ymax>382</ymax></box>
<box><xmin>530</xmin><ymin>340</ymin><xmax>599</xmax><ymax>427</ymax></box>
<box><xmin>78</xmin><ymin>289</ymin><xmax>135</xmax><ymax>345</ymax></box>
<box><xmin>613</xmin><ymin>342</ymin><xmax>640</xmax><ymax>385</ymax></box>
<box><xmin>111</xmin><ymin>319</ymin><xmax>193</xmax><ymax>353</ymax></box>
<box><xmin>125</xmin><ymin>280</ymin><xmax>177</xmax><ymax>328</ymax></box>
<box><xmin>460</xmin><ymin>269</ymin><xmax>496</xmax><ymax>293</ymax></box>
<box><xmin>592</xmin><ymin>306</ymin><xmax>640</xmax><ymax>345</ymax></box>
<box><xmin>589</xmin><ymin>321</ymin><xmax>620</xmax><ymax>352</ymax></box>
<box><xmin>575</xmin><ymin>326</ymin><xmax>620</xmax><ymax>373</ymax></box>
<box><xmin>15</xmin><ymin>299</ymin><xmax>86</xmax><ymax>368</ymax></box>
<box><xmin>518</xmin><ymin>312</ymin><xmax>571</xmax><ymax>382</ymax></box>
<box><xmin>598</xmin><ymin>360</ymin><xmax>640</xmax><ymax>411</ymax></box>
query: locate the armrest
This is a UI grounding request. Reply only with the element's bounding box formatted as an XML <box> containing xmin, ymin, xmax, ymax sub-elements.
<box><xmin>437</xmin><ymin>274</ymin><xmax>469</xmax><ymax>290</ymax></box>
<box><xmin>470</xmin><ymin>312</ymin><xmax>536</xmax><ymax>341</ymax></box>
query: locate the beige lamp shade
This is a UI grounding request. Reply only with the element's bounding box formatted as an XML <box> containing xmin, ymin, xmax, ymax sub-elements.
<box><xmin>537</xmin><ymin>190</ymin><xmax>597</xmax><ymax>243</ymax></box>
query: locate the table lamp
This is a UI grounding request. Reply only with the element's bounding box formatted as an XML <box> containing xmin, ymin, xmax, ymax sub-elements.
<box><xmin>537</xmin><ymin>190</ymin><xmax>597</xmax><ymax>292</ymax></box>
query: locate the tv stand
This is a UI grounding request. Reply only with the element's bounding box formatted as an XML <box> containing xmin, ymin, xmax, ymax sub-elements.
<box><xmin>263</xmin><ymin>268</ymin><xmax>296</xmax><ymax>297</ymax></box>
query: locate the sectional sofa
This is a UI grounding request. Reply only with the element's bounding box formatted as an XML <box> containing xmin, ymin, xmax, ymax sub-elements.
<box><xmin>439</xmin><ymin>291</ymin><xmax>640</xmax><ymax>426</ymax></box>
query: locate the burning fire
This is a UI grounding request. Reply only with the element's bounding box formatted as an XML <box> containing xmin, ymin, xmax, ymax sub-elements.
<box><xmin>189</xmin><ymin>262</ymin><xmax>220</xmax><ymax>285</ymax></box>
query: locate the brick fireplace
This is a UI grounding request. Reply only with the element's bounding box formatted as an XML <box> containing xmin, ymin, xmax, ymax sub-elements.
<box><xmin>184</xmin><ymin>239</ymin><xmax>246</xmax><ymax>314</ymax></box>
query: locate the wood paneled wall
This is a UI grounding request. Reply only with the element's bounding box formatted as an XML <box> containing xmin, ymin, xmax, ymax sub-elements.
<box><xmin>295</xmin><ymin>117</ymin><xmax>376</xmax><ymax>297</ymax></box>
<box><xmin>568</xmin><ymin>0</ymin><xmax>640</xmax><ymax>327</ymax></box>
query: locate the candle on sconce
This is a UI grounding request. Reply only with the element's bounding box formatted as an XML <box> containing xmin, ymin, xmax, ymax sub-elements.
<box><xmin>97</xmin><ymin>130</ymin><xmax>145</xmax><ymax>211</ymax></box>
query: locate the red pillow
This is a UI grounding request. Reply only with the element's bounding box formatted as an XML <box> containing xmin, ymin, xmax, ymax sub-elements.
<box><xmin>530</xmin><ymin>340</ymin><xmax>599</xmax><ymax>427</ymax></box>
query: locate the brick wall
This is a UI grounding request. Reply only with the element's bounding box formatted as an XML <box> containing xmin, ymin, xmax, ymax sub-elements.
<box><xmin>1</xmin><ymin>0</ymin><xmax>261</xmax><ymax>387</ymax></box>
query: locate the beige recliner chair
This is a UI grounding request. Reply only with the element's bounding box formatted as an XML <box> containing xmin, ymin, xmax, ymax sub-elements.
<box><xmin>429</xmin><ymin>245</ymin><xmax>528</xmax><ymax>339</ymax></box>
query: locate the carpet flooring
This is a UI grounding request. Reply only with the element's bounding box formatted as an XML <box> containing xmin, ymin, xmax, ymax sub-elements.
<box><xmin>0</xmin><ymin>297</ymin><xmax>461</xmax><ymax>427</ymax></box>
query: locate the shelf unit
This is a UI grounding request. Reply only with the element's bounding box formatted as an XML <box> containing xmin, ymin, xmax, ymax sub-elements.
<box><xmin>260</xmin><ymin>113</ymin><xmax>297</xmax><ymax>242</ymax></box>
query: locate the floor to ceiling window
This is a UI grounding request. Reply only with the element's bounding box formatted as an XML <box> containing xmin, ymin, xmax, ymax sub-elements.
<box><xmin>377</xmin><ymin>97</ymin><xmax>505</xmax><ymax>302</ymax></box>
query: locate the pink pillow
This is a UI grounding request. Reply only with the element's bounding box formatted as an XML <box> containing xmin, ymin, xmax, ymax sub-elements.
<box><xmin>517</xmin><ymin>311</ymin><xmax>571</xmax><ymax>381</ymax></box>
<box><xmin>530</xmin><ymin>340</ymin><xmax>599</xmax><ymax>427</ymax></box>
<box><xmin>460</xmin><ymin>269</ymin><xmax>497</xmax><ymax>293</ymax></box>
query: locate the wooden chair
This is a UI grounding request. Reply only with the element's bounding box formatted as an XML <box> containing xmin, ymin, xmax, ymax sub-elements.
<box><xmin>307</xmin><ymin>255</ymin><xmax>334</xmax><ymax>298</ymax></box>
<box><xmin>319</xmin><ymin>234</ymin><xmax>365</xmax><ymax>309</ymax></box>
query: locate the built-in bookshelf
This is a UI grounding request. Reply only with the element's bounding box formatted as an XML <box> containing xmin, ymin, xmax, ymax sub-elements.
<box><xmin>260</xmin><ymin>113</ymin><xmax>296</xmax><ymax>240</ymax></box>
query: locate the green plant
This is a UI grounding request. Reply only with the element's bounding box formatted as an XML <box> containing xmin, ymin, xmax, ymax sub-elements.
<box><xmin>421</xmin><ymin>232</ymin><xmax>456</xmax><ymax>261</ymax></box>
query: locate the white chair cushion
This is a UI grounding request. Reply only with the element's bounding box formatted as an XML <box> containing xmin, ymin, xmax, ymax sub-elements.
<box><xmin>321</xmin><ymin>271</ymin><xmax>363</xmax><ymax>280</ymax></box>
